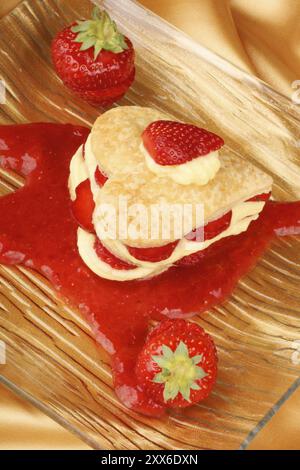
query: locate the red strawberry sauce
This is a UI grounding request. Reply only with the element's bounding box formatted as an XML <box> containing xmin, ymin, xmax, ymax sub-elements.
<box><xmin>0</xmin><ymin>123</ymin><xmax>300</xmax><ymax>416</ymax></box>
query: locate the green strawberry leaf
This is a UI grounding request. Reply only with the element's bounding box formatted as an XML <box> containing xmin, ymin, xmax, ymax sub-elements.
<box><xmin>71</xmin><ymin>7</ymin><xmax>128</xmax><ymax>59</ymax></box>
<box><xmin>152</xmin><ymin>340</ymin><xmax>207</xmax><ymax>403</ymax></box>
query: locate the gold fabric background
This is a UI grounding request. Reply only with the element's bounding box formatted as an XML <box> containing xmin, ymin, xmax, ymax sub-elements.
<box><xmin>140</xmin><ymin>0</ymin><xmax>300</xmax><ymax>98</ymax></box>
<box><xmin>0</xmin><ymin>387</ymin><xmax>90</xmax><ymax>450</ymax></box>
<box><xmin>0</xmin><ymin>0</ymin><xmax>299</xmax><ymax>450</ymax></box>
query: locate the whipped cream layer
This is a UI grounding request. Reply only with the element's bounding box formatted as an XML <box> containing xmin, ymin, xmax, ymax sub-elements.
<box><xmin>69</xmin><ymin>145</ymin><xmax>88</xmax><ymax>201</ymax></box>
<box><xmin>78</xmin><ymin>198</ymin><xmax>266</xmax><ymax>281</ymax></box>
<box><xmin>69</xmin><ymin>140</ymin><xmax>270</xmax><ymax>281</ymax></box>
<box><xmin>68</xmin><ymin>135</ymin><xmax>104</xmax><ymax>203</ymax></box>
<box><xmin>141</xmin><ymin>143</ymin><xmax>221</xmax><ymax>186</ymax></box>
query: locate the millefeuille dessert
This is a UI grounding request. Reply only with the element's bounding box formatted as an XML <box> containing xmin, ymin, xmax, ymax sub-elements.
<box><xmin>69</xmin><ymin>106</ymin><xmax>273</xmax><ymax>281</ymax></box>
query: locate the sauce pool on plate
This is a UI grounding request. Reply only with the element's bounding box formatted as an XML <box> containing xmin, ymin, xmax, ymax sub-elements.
<box><xmin>0</xmin><ymin>123</ymin><xmax>299</xmax><ymax>415</ymax></box>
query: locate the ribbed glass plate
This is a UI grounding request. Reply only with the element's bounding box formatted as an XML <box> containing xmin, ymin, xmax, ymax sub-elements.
<box><xmin>0</xmin><ymin>0</ymin><xmax>300</xmax><ymax>450</ymax></box>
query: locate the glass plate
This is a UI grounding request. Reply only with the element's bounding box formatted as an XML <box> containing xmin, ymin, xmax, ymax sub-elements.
<box><xmin>0</xmin><ymin>0</ymin><xmax>300</xmax><ymax>450</ymax></box>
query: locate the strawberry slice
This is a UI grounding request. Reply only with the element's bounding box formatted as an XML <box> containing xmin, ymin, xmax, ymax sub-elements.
<box><xmin>95</xmin><ymin>167</ymin><xmax>108</xmax><ymax>187</ymax></box>
<box><xmin>71</xmin><ymin>179</ymin><xmax>95</xmax><ymax>232</ymax></box>
<box><xmin>135</xmin><ymin>319</ymin><xmax>218</xmax><ymax>408</ymax></box>
<box><xmin>142</xmin><ymin>121</ymin><xmax>224</xmax><ymax>166</ymax></box>
<box><xmin>127</xmin><ymin>241</ymin><xmax>178</xmax><ymax>263</ymax></box>
<box><xmin>186</xmin><ymin>211</ymin><xmax>232</xmax><ymax>243</ymax></box>
<box><xmin>127</xmin><ymin>212</ymin><xmax>231</xmax><ymax>266</ymax></box>
<box><xmin>186</xmin><ymin>193</ymin><xmax>271</xmax><ymax>245</ymax></box>
<box><xmin>95</xmin><ymin>239</ymin><xmax>136</xmax><ymax>271</ymax></box>
<box><xmin>248</xmin><ymin>192</ymin><xmax>271</xmax><ymax>203</ymax></box>
<box><xmin>204</xmin><ymin>211</ymin><xmax>232</xmax><ymax>240</ymax></box>
<box><xmin>82</xmin><ymin>143</ymin><xmax>108</xmax><ymax>187</ymax></box>
<box><xmin>179</xmin><ymin>193</ymin><xmax>271</xmax><ymax>266</ymax></box>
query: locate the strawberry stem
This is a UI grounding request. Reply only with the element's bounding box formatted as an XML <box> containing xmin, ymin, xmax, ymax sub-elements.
<box><xmin>152</xmin><ymin>341</ymin><xmax>207</xmax><ymax>402</ymax></box>
<box><xmin>71</xmin><ymin>7</ymin><xmax>128</xmax><ymax>60</ymax></box>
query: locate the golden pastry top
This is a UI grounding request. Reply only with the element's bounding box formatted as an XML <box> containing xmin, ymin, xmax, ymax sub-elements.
<box><xmin>88</xmin><ymin>106</ymin><xmax>273</xmax><ymax>247</ymax></box>
<box><xmin>91</xmin><ymin>106</ymin><xmax>170</xmax><ymax>177</ymax></box>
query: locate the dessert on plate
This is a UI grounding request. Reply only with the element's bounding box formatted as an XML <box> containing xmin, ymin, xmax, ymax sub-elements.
<box><xmin>1</xmin><ymin>1</ymin><xmax>300</xmax><ymax>421</ymax></box>
<box><xmin>69</xmin><ymin>106</ymin><xmax>273</xmax><ymax>281</ymax></box>
<box><xmin>0</xmin><ymin>107</ymin><xmax>299</xmax><ymax>415</ymax></box>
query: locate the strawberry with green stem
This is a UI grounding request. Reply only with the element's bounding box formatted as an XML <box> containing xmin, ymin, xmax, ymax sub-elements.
<box><xmin>136</xmin><ymin>319</ymin><xmax>218</xmax><ymax>408</ymax></box>
<box><xmin>51</xmin><ymin>7</ymin><xmax>135</xmax><ymax>107</ymax></box>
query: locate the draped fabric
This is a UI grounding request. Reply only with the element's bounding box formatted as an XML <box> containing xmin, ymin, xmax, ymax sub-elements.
<box><xmin>0</xmin><ymin>385</ymin><xmax>90</xmax><ymax>449</ymax></box>
<box><xmin>0</xmin><ymin>0</ymin><xmax>299</xmax><ymax>450</ymax></box>
<box><xmin>140</xmin><ymin>0</ymin><xmax>300</xmax><ymax>98</ymax></box>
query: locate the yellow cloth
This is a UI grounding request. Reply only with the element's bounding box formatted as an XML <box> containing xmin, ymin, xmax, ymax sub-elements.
<box><xmin>1</xmin><ymin>0</ymin><xmax>300</xmax><ymax>451</ymax></box>
<box><xmin>140</xmin><ymin>0</ymin><xmax>300</xmax><ymax>98</ymax></box>
<box><xmin>0</xmin><ymin>385</ymin><xmax>90</xmax><ymax>450</ymax></box>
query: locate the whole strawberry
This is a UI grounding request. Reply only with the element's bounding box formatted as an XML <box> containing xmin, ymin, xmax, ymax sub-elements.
<box><xmin>51</xmin><ymin>7</ymin><xmax>135</xmax><ymax>107</ymax></box>
<box><xmin>136</xmin><ymin>319</ymin><xmax>218</xmax><ymax>408</ymax></box>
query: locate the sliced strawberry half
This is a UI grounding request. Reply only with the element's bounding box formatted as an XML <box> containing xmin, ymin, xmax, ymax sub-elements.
<box><xmin>95</xmin><ymin>167</ymin><xmax>108</xmax><ymax>187</ymax></box>
<box><xmin>204</xmin><ymin>211</ymin><xmax>232</xmax><ymax>241</ymax></box>
<box><xmin>95</xmin><ymin>239</ymin><xmax>136</xmax><ymax>271</ymax></box>
<box><xmin>82</xmin><ymin>143</ymin><xmax>108</xmax><ymax>187</ymax></box>
<box><xmin>127</xmin><ymin>241</ymin><xmax>179</xmax><ymax>263</ymax></box>
<box><xmin>186</xmin><ymin>192</ymin><xmax>271</xmax><ymax>243</ymax></box>
<box><xmin>178</xmin><ymin>193</ymin><xmax>271</xmax><ymax>267</ymax></box>
<box><xmin>186</xmin><ymin>211</ymin><xmax>232</xmax><ymax>243</ymax></box>
<box><xmin>71</xmin><ymin>179</ymin><xmax>95</xmax><ymax>232</ymax></box>
<box><xmin>142</xmin><ymin>121</ymin><xmax>224</xmax><ymax>166</ymax></box>
<box><xmin>247</xmin><ymin>192</ymin><xmax>271</xmax><ymax>203</ymax></box>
